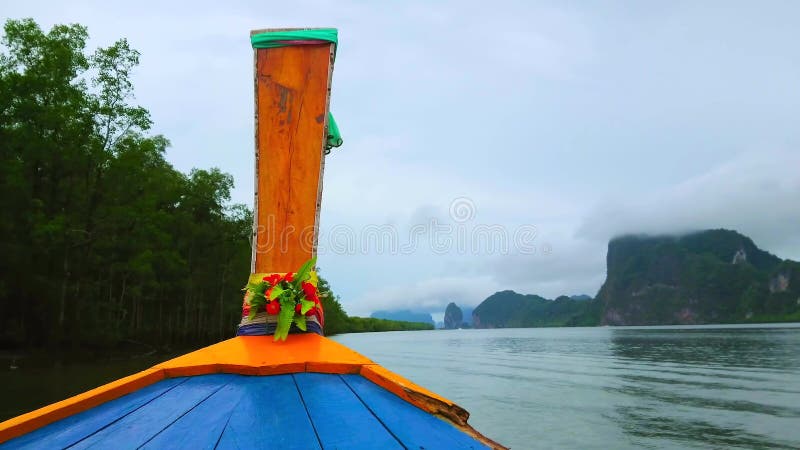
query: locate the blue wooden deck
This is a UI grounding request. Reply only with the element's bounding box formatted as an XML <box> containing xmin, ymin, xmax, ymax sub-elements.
<box><xmin>1</xmin><ymin>373</ymin><xmax>489</xmax><ymax>449</ymax></box>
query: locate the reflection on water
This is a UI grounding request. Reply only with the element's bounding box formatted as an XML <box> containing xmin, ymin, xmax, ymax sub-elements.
<box><xmin>607</xmin><ymin>327</ymin><xmax>800</xmax><ymax>449</ymax></box>
<box><xmin>609</xmin><ymin>326</ymin><xmax>800</xmax><ymax>369</ymax></box>
<box><xmin>0</xmin><ymin>352</ymin><xmax>181</xmax><ymax>421</ymax></box>
<box><xmin>614</xmin><ymin>406</ymin><xmax>796</xmax><ymax>450</ymax></box>
<box><xmin>333</xmin><ymin>324</ymin><xmax>800</xmax><ymax>450</ymax></box>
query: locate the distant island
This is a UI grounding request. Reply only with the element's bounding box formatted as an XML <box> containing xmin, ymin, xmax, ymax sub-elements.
<box><xmin>471</xmin><ymin>292</ymin><xmax>598</xmax><ymax>328</ymax></box>
<box><xmin>387</xmin><ymin>229</ymin><xmax>800</xmax><ymax>329</ymax></box>
<box><xmin>371</xmin><ymin>310</ymin><xmax>434</xmax><ymax>326</ymax></box>
<box><xmin>441</xmin><ymin>303</ymin><xmax>475</xmax><ymax>329</ymax></box>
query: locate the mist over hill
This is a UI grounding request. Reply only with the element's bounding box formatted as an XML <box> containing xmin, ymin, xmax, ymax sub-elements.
<box><xmin>596</xmin><ymin>229</ymin><xmax>800</xmax><ymax>325</ymax></box>
<box><xmin>468</xmin><ymin>229</ymin><xmax>800</xmax><ymax>328</ymax></box>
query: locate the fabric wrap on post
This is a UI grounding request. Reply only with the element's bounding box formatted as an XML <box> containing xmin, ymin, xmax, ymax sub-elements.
<box><xmin>251</xmin><ymin>28</ymin><xmax>343</xmax><ymax>151</ymax></box>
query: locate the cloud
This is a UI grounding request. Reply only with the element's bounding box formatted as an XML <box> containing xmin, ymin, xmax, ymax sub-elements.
<box><xmin>577</xmin><ymin>149</ymin><xmax>800</xmax><ymax>259</ymax></box>
<box><xmin>479</xmin><ymin>238</ymin><xmax>608</xmax><ymax>297</ymax></box>
<box><xmin>344</xmin><ymin>147</ymin><xmax>800</xmax><ymax>316</ymax></box>
<box><xmin>6</xmin><ymin>1</ymin><xmax>800</xmax><ymax>317</ymax></box>
<box><xmin>347</xmin><ymin>275</ymin><xmax>500</xmax><ymax>317</ymax></box>
<box><xmin>349</xmin><ymin>237</ymin><xmax>608</xmax><ymax>316</ymax></box>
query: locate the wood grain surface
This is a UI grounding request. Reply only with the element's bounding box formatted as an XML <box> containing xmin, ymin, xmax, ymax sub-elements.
<box><xmin>253</xmin><ymin>43</ymin><xmax>333</xmax><ymax>273</ymax></box>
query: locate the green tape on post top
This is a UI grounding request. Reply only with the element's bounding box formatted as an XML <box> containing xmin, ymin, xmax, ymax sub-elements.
<box><xmin>250</xmin><ymin>28</ymin><xmax>338</xmax><ymax>52</ymax></box>
<box><xmin>251</xmin><ymin>28</ymin><xmax>343</xmax><ymax>152</ymax></box>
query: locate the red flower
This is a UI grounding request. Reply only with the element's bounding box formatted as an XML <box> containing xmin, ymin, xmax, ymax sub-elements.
<box><xmin>295</xmin><ymin>302</ymin><xmax>303</xmax><ymax>314</ymax></box>
<box><xmin>266</xmin><ymin>300</ymin><xmax>281</xmax><ymax>315</ymax></box>
<box><xmin>301</xmin><ymin>282</ymin><xmax>319</xmax><ymax>303</ymax></box>
<box><xmin>242</xmin><ymin>305</ymin><xmax>250</xmax><ymax>317</ymax></box>
<box><xmin>282</xmin><ymin>272</ymin><xmax>294</xmax><ymax>282</ymax></box>
<box><xmin>263</xmin><ymin>274</ymin><xmax>281</xmax><ymax>286</ymax></box>
<box><xmin>305</xmin><ymin>306</ymin><xmax>316</xmax><ymax>316</ymax></box>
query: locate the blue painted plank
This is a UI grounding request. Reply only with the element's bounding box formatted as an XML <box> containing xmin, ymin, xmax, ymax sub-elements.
<box><xmin>342</xmin><ymin>375</ymin><xmax>490</xmax><ymax>450</ymax></box>
<box><xmin>293</xmin><ymin>373</ymin><xmax>403</xmax><ymax>450</ymax></box>
<box><xmin>68</xmin><ymin>374</ymin><xmax>232</xmax><ymax>450</ymax></box>
<box><xmin>0</xmin><ymin>377</ymin><xmax>186</xmax><ymax>450</ymax></box>
<box><xmin>215</xmin><ymin>375</ymin><xmax>321</xmax><ymax>450</ymax></box>
<box><xmin>140</xmin><ymin>376</ymin><xmax>248</xmax><ymax>450</ymax></box>
<box><xmin>3</xmin><ymin>373</ymin><xmax>487</xmax><ymax>450</ymax></box>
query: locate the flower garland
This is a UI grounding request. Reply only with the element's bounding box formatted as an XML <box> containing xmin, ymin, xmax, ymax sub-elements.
<box><xmin>242</xmin><ymin>257</ymin><xmax>322</xmax><ymax>341</ymax></box>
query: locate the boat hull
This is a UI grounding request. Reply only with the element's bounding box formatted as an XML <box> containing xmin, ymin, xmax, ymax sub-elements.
<box><xmin>0</xmin><ymin>335</ymin><xmax>505</xmax><ymax>449</ymax></box>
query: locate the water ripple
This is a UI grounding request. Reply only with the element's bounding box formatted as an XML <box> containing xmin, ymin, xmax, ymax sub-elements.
<box><xmin>333</xmin><ymin>324</ymin><xmax>800</xmax><ymax>449</ymax></box>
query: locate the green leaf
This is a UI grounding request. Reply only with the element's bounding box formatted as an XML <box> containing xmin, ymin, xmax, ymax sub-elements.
<box><xmin>274</xmin><ymin>300</ymin><xmax>295</xmax><ymax>341</ymax></box>
<box><xmin>294</xmin><ymin>315</ymin><xmax>307</xmax><ymax>331</ymax></box>
<box><xmin>249</xmin><ymin>293</ymin><xmax>266</xmax><ymax>309</ymax></box>
<box><xmin>267</xmin><ymin>285</ymin><xmax>285</xmax><ymax>300</ymax></box>
<box><xmin>248</xmin><ymin>307</ymin><xmax>258</xmax><ymax>321</ymax></box>
<box><xmin>245</xmin><ymin>280</ymin><xmax>267</xmax><ymax>296</ymax></box>
<box><xmin>300</xmin><ymin>299</ymin><xmax>316</xmax><ymax>315</ymax></box>
<box><xmin>291</xmin><ymin>256</ymin><xmax>317</xmax><ymax>290</ymax></box>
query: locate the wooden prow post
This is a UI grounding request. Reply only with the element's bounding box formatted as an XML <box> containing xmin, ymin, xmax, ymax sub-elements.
<box><xmin>250</xmin><ymin>28</ymin><xmax>335</xmax><ymax>274</ymax></box>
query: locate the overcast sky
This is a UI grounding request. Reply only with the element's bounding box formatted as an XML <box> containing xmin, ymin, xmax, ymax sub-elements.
<box><xmin>5</xmin><ymin>0</ymin><xmax>800</xmax><ymax>317</ymax></box>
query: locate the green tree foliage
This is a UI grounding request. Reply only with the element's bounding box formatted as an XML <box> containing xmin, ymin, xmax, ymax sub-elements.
<box><xmin>0</xmin><ymin>19</ymin><xmax>430</xmax><ymax>351</ymax></box>
<box><xmin>344</xmin><ymin>317</ymin><xmax>433</xmax><ymax>332</ymax></box>
<box><xmin>0</xmin><ymin>19</ymin><xmax>251</xmax><ymax>349</ymax></box>
<box><xmin>370</xmin><ymin>310</ymin><xmax>434</xmax><ymax>325</ymax></box>
<box><xmin>316</xmin><ymin>276</ymin><xmax>350</xmax><ymax>336</ymax></box>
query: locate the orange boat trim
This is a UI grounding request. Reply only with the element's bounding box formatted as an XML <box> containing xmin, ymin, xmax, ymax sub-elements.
<box><xmin>0</xmin><ymin>335</ymin><xmax>506</xmax><ymax>449</ymax></box>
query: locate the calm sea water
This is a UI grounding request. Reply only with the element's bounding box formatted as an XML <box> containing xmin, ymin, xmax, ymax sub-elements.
<box><xmin>2</xmin><ymin>324</ymin><xmax>799</xmax><ymax>449</ymax></box>
<box><xmin>333</xmin><ymin>324</ymin><xmax>800</xmax><ymax>450</ymax></box>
